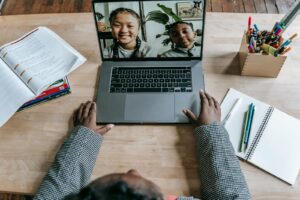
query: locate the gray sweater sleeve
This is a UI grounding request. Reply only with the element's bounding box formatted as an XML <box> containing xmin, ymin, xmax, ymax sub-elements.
<box><xmin>195</xmin><ymin>123</ymin><xmax>251</xmax><ymax>200</ymax></box>
<box><xmin>33</xmin><ymin>125</ymin><xmax>102</xmax><ymax>200</ymax></box>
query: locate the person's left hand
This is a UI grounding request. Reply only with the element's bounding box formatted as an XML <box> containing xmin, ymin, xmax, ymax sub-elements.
<box><xmin>73</xmin><ymin>101</ymin><xmax>114</xmax><ymax>136</ymax></box>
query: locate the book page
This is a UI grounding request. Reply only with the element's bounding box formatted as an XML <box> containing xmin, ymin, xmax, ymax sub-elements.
<box><xmin>249</xmin><ymin>109</ymin><xmax>300</xmax><ymax>184</ymax></box>
<box><xmin>220</xmin><ymin>88</ymin><xmax>270</xmax><ymax>159</ymax></box>
<box><xmin>0</xmin><ymin>58</ymin><xmax>35</xmax><ymax>127</ymax></box>
<box><xmin>0</xmin><ymin>27</ymin><xmax>86</xmax><ymax>95</ymax></box>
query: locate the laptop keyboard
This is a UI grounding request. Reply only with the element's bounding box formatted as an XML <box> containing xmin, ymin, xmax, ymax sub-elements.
<box><xmin>110</xmin><ymin>67</ymin><xmax>192</xmax><ymax>93</ymax></box>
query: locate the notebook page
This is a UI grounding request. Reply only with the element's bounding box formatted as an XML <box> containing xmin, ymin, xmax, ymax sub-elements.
<box><xmin>249</xmin><ymin>108</ymin><xmax>300</xmax><ymax>184</ymax></box>
<box><xmin>220</xmin><ymin>88</ymin><xmax>270</xmax><ymax>159</ymax></box>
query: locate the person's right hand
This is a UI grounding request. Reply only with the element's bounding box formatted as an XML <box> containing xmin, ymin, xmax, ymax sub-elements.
<box><xmin>183</xmin><ymin>91</ymin><xmax>221</xmax><ymax>126</ymax></box>
<box><xmin>73</xmin><ymin>101</ymin><xmax>114</xmax><ymax>136</ymax></box>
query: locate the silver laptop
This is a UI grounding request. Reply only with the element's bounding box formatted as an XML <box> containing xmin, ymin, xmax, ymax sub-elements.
<box><xmin>92</xmin><ymin>0</ymin><xmax>206</xmax><ymax>123</ymax></box>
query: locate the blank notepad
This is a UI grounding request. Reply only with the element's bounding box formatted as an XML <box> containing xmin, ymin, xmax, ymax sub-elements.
<box><xmin>221</xmin><ymin>88</ymin><xmax>300</xmax><ymax>185</ymax></box>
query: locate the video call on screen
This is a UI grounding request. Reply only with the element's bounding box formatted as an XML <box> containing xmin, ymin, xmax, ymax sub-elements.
<box><xmin>94</xmin><ymin>1</ymin><xmax>204</xmax><ymax>59</ymax></box>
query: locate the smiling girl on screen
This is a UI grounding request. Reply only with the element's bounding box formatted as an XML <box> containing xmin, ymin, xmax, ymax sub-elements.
<box><xmin>103</xmin><ymin>8</ymin><xmax>155</xmax><ymax>58</ymax></box>
<box><xmin>161</xmin><ymin>21</ymin><xmax>201</xmax><ymax>57</ymax></box>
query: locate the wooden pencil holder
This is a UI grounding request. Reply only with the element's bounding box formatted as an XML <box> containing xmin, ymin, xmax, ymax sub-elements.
<box><xmin>238</xmin><ymin>32</ymin><xmax>287</xmax><ymax>78</ymax></box>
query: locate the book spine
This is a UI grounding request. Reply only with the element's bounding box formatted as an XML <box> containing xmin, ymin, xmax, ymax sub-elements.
<box><xmin>20</xmin><ymin>87</ymin><xmax>70</xmax><ymax>108</ymax></box>
<box><xmin>245</xmin><ymin>106</ymin><xmax>274</xmax><ymax>160</ymax></box>
<box><xmin>18</xmin><ymin>90</ymin><xmax>71</xmax><ymax>111</ymax></box>
<box><xmin>33</xmin><ymin>83</ymin><xmax>69</xmax><ymax>100</ymax></box>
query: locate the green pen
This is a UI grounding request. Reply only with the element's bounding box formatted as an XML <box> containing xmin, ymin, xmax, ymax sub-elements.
<box><xmin>239</xmin><ymin>110</ymin><xmax>249</xmax><ymax>152</ymax></box>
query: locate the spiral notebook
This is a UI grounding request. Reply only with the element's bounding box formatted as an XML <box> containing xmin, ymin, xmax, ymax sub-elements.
<box><xmin>221</xmin><ymin>88</ymin><xmax>300</xmax><ymax>185</ymax></box>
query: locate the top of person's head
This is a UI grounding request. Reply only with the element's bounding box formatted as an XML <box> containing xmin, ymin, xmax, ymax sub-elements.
<box><xmin>168</xmin><ymin>21</ymin><xmax>194</xmax><ymax>33</ymax></box>
<box><xmin>65</xmin><ymin>178</ymin><xmax>164</xmax><ymax>200</ymax></box>
<box><xmin>109</xmin><ymin>8</ymin><xmax>141</xmax><ymax>26</ymax></box>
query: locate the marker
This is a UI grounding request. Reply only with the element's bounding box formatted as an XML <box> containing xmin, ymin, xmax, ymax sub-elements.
<box><xmin>271</xmin><ymin>22</ymin><xmax>279</xmax><ymax>32</ymax></box>
<box><xmin>223</xmin><ymin>98</ymin><xmax>241</xmax><ymax>126</ymax></box>
<box><xmin>262</xmin><ymin>44</ymin><xmax>278</xmax><ymax>56</ymax></box>
<box><xmin>248</xmin><ymin>16</ymin><xmax>252</xmax><ymax>31</ymax></box>
<box><xmin>281</xmin><ymin>33</ymin><xmax>298</xmax><ymax>48</ymax></box>
<box><xmin>248</xmin><ymin>45</ymin><xmax>253</xmax><ymax>53</ymax></box>
<box><xmin>244</xmin><ymin>104</ymin><xmax>255</xmax><ymax>150</ymax></box>
<box><xmin>273</xmin><ymin>43</ymin><xmax>280</xmax><ymax>48</ymax></box>
<box><xmin>248</xmin><ymin>42</ymin><xmax>255</xmax><ymax>53</ymax></box>
<box><xmin>279</xmin><ymin>1</ymin><xmax>300</xmax><ymax>32</ymax></box>
<box><xmin>239</xmin><ymin>110</ymin><xmax>249</xmax><ymax>152</ymax></box>
<box><xmin>274</xmin><ymin>27</ymin><xmax>283</xmax><ymax>36</ymax></box>
<box><xmin>281</xmin><ymin>47</ymin><xmax>292</xmax><ymax>55</ymax></box>
<box><xmin>273</xmin><ymin>23</ymin><xmax>282</xmax><ymax>34</ymax></box>
<box><xmin>252</xmin><ymin>37</ymin><xmax>257</xmax><ymax>50</ymax></box>
<box><xmin>246</xmin><ymin>105</ymin><xmax>255</xmax><ymax>149</ymax></box>
<box><xmin>277</xmin><ymin>46</ymin><xmax>286</xmax><ymax>54</ymax></box>
<box><xmin>254</xmin><ymin>24</ymin><xmax>259</xmax><ymax>32</ymax></box>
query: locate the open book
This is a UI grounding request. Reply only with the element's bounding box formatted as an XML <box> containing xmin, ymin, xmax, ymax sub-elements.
<box><xmin>0</xmin><ymin>26</ymin><xmax>86</xmax><ymax>127</ymax></box>
<box><xmin>221</xmin><ymin>88</ymin><xmax>300</xmax><ymax>185</ymax></box>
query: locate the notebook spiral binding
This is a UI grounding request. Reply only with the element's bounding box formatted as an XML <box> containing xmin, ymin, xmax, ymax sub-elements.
<box><xmin>245</xmin><ymin>106</ymin><xmax>274</xmax><ymax>160</ymax></box>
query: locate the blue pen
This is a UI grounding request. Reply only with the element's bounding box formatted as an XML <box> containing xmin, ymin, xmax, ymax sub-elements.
<box><xmin>245</xmin><ymin>105</ymin><xmax>255</xmax><ymax>149</ymax></box>
<box><xmin>281</xmin><ymin>40</ymin><xmax>291</xmax><ymax>48</ymax></box>
<box><xmin>254</xmin><ymin>24</ymin><xmax>259</xmax><ymax>32</ymax></box>
<box><xmin>244</xmin><ymin>103</ymin><xmax>254</xmax><ymax>145</ymax></box>
<box><xmin>280</xmin><ymin>33</ymin><xmax>298</xmax><ymax>48</ymax></box>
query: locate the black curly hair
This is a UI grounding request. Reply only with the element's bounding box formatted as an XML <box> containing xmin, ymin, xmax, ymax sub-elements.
<box><xmin>109</xmin><ymin>7</ymin><xmax>141</xmax><ymax>27</ymax></box>
<box><xmin>167</xmin><ymin>21</ymin><xmax>194</xmax><ymax>34</ymax></box>
<box><xmin>65</xmin><ymin>180</ymin><xmax>164</xmax><ymax>200</ymax></box>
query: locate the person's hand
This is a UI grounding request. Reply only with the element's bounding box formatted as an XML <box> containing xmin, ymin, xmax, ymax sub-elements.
<box><xmin>183</xmin><ymin>91</ymin><xmax>221</xmax><ymax>126</ymax></box>
<box><xmin>73</xmin><ymin>101</ymin><xmax>114</xmax><ymax>136</ymax></box>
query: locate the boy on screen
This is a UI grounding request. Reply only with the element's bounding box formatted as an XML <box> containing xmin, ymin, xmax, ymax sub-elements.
<box><xmin>161</xmin><ymin>21</ymin><xmax>201</xmax><ymax>57</ymax></box>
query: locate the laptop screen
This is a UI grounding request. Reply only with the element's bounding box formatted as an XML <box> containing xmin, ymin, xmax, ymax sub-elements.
<box><xmin>92</xmin><ymin>0</ymin><xmax>205</xmax><ymax>61</ymax></box>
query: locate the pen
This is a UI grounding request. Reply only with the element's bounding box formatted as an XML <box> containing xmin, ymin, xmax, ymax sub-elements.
<box><xmin>274</xmin><ymin>27</ymin><xmax>283</xmax><ymax>36</ymax></box>
<box><xmin>248</xmin><ymin>42</ymin><xmax>255</xmax><ymax>53</ymax></box>
<box><xmin>276</xmin><ymin>33</ymin><xmax>297</xmax><ymax>55</ymax></box>
<box><xmin>280</xmin><ymin>33</ymin><xmax>298</xmax><ymax>48</ymax></box>
<box><xmin>279</xmin><ymin>0</ymin><xmax>300</xmax><ymax>32</ymax></box>
<box><xmin>262</xmin><ymin>44</ymin><xmax>278</xmax><ymax>56</ymax></box>
<box><xmin>239</xmin><ymin>110</ymin><xmax>249</xmax><ymax>152</ymax></box>
<box><xmin>223</xmin><ymin>98</ymin><xmax>241</xmax><ymax>126</ymax></box>
<box><xmin>252</xmin><ymin>37</ymin><xmax>257</xmax><ymax>50</ymax></box>
<box><xmin>271</xmin><ymin>22</ymin><xmax>279</xmax><ymax>33</ymax></box>
<box><xmin>278</xmin><ymin>46</ymin><xmax>286</xmax><ymax>54</ymax></box>
<box><xmin>244</xmin><ymin>104</ymin><xmax>255</xmax><ymax>150</ymax></box>
<box><xmin>254</xmin><ymin>24</ymin><xmax>259</xmax><ymax>32</ymax></box>
<box><xmin>281</xmin><ymin>47</ymin><xmax>292</xmax><ymax>55</ymax></box>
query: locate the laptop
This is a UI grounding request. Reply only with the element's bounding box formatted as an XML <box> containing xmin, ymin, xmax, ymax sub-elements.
<box><xmin>92</xmin><ymin>0</ymin><xmax>206</xmax><ymax>123</ymax></box>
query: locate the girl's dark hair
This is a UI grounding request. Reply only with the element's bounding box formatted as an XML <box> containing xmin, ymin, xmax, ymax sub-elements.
<box><xmin>65</xmin><ymin>180</ymin><xmax>163</xmax><ymax>200</ymax></box>
<box><xmin>109</xmin><ymin>8</ymin><xmax>141</xmax><ymax>26</ymax></box>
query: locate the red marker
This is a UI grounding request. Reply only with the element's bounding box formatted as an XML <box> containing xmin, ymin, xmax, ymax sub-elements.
<box><xmin>248</xmin><ymin>16</ymin><xmax>252</xmax><ymax>31</ymax></box>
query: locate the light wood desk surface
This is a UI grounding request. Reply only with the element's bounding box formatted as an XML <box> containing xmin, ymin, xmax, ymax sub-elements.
<box><xmin>0</xmin><ymin>13</ymin><xmax>300</xmax><ymax>199</ymax></box>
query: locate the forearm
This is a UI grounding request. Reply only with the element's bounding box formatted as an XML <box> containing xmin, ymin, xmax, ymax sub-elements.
<box><xmin>34</xmin><ymin>126</ymin><xmax>102</xmax><ymax>200</ymax></box>
<box><xmin>195</xmin><ymin>123</ymin><xmax>251</xmax><ymax>200</ymax></box>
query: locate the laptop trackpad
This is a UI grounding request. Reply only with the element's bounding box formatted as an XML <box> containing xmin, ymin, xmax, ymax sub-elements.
<box><xmin>125</xmin><ymin>94</ymin><xmax>175</xmax><ymax>122</ymax></box>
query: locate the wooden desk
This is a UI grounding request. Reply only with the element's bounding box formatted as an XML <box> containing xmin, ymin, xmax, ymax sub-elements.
<box><xmin>0</xmin><ymin>13</ymin><xmax>300</xmax><ymax>199</ymax></box>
